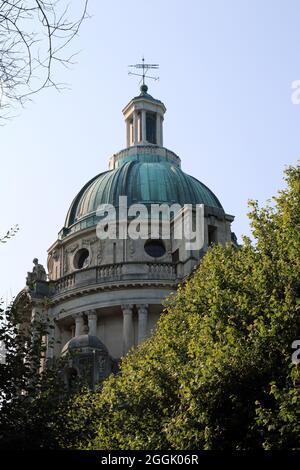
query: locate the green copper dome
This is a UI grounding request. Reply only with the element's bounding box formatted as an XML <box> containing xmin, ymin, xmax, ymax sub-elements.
<box><xmin>62</xmin><ymin>148</ymin><xmax>223</xmax><ymax>237</ymax></box>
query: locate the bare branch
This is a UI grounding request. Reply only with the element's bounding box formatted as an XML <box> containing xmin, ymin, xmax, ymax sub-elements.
<box><xmin>0</xmin><ymin>0</ymin><xmax>89</xmax><ymax>121</ymax></box>
<box><xmin>0</xmin><ymin>224</ymin><xmax>19</xmax><ymax>243</ymax></box>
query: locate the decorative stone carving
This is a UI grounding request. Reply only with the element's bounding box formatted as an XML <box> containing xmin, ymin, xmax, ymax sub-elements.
<box><xmin>82</xmin><ymin>237</ymin><xmax>98</xmax><ymax>246</ymax></box>
<box><xmin>51</xmin><ymin>249</ymin><xmax>59</xmax><ymax>261</ymax></box>
<box><xmin>82</xmin><ymin>237</ymin><xmax>98</xmax><ymax>266</ymax></box>
<box><xmin>63</xmin><ymin>257</ymin><xmax>68</xmax><ymax>275</ymax></box>
<box><xmin>63</xmin><ymin>243</ymin><xmax>79</xmax><ymax>274</ymax></box>
<box><xmin>47</xmin><ymin>255</ymin><xmax>54</xmax><ymax>277</ymax></box>
<box><xmin>167</xmin><ymin>244</ymin><xmax>172</xmax><ymax>256</ymax></box>
<box><xmin>121</xmin><ymin>304</ymin><xmax>133</xmax><ymax>313</ymax></box>
<box><xmin>26</xmin><ymin>258</ymin><xmax>47</xmax><ymax>285</ymax></box>
<box><xmin>97</xmin><ymin>355</ymin><xmax>106</xmax><ymax>373</ymax></box>
<box><xmin>97</xmin><ymin>240</ymin><xmax>104</xmax><ymax>265</ymax></box>
<box><xmin>129</xmin><ymin>238</ymin><xmax>135</xmax><ymax>257</ymax></box>
<box><xmin>33</xmin><ymin>258</ymin><xmax>47</xmax><ymax>281</ymax></box>
<box><xmin>68</xmin><ymin>243</ymin><xmax>79</xmax><ymax>253</ymax></box>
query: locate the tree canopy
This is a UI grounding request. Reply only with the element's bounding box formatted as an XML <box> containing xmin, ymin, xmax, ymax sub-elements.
<box><xmin>66</xmin><ymin>163</ymin><xmax>300</xmax><ymax>450</ymax></box>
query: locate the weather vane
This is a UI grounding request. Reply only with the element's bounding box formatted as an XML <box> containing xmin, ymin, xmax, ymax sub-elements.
<box><xmin>128</xmin><ymin>57</ymin><xmax>159</xmax><ymax>86</ymax></box>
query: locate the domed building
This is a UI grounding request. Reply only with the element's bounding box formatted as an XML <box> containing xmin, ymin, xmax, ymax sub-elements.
<box><xmin>16</xmin><ymin>84</ymin><xmax>235</xmax><ymax>387</ymax></box>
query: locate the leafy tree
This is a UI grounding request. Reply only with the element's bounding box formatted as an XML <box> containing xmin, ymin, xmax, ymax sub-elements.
<box><xmin>0</xmin><ymin>300</ymin><xmax>82</xmax><ymax>449</ymax></box>
<box><xmin>0</xmin><ymin>227</ymin><xmax>97</xmax><ymax>449</ymax></box>
<box><xmin>70</xmin><ymin>163</ymin><xmax>300</xmax><ymax>450</ymax></box>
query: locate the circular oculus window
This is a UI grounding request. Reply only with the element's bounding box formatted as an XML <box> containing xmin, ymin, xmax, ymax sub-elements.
<box><xmin>144</xmin><ymin>239</ymin><xmax>166</xmax><ymax>258</ymax></box>
<box><xmin>73</xmin><ymin>248</ymin><xmax>90</xmax><ymax>269</ymax></box>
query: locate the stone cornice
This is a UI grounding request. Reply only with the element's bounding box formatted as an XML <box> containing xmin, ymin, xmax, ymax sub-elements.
<box><xmin>49</xmin><ymin>278</ymin><xmax>179</xmax><ymax>305</ymax></box>
<box><xmin>109</xmin><ymin>145</ymin><xmax>181</xmax><ymax>170</ymax></box>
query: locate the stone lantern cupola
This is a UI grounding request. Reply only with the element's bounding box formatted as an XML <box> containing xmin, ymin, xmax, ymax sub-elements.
<box><xmin>122</xmin><ymin>84</ymin><xmax>166</xmax><ymax>147</ymax></box>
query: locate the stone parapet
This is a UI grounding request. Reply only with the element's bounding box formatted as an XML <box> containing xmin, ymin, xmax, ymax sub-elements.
<box><xmin>53</xmin><ymin>261</ymin><xmax>179</xmax><ymax>297</ymax></box>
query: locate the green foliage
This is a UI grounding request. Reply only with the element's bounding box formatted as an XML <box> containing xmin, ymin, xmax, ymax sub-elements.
<box><xmin>255</xmin><ymin>372</ymin><xmax>300</xmax><ymax>450</ymax></box>
<box><xmin>74</xmin><ymin>163</ymin><xmax>300</xmax><ymax>450</ymax></box>
<box><xmin>53</xmin><ymin>388</ymin><xmax>103</xmax><ymax>449</ymax></box>
<box><xmin>0</xmin><ymin>301</ymin><xmax>82</xmax><ymax>449</ymax></box>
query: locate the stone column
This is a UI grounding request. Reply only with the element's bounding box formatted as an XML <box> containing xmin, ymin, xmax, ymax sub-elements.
<box><xmin>88</xmin><ymin>310</ymin><xmax>98</xmax><ymax>337</ymax></box>
<box><xmin>133</xmin><ymin>112</ymin><xmax>138</xmax><ymax>145</ymax></box>
<box><xmin>46</xmin><ymin>318</ymin><xmax>56</xmax><ymax>360</ymax></box>
<box><xmin>137</xmin><ymin>304</ymin><xmax>148</xmax><ymax>345</ymax></box>
<box><xmin>31</xmin><ymin>305</ymin><xmax>42</xmax><ymax>341</ymax></box>
<box><xmin>156</xmin><ymin>114</ymin><xmax>161</xmax><ymax>146</ymax></box>
<box><xmin>126</xmin><ymin>119</ymin><xmax>130</xmax><ymax>147</ymax></box>
<box><xmin>122</xmin><ymin>304</ymin><xmax>134</xmax><ymax>355</ymax></box>
<box><xmin>74</xmin><ymin>312</ymin><xmax>84</xmax><ymax>337</ymax></box>
<box><xmin>141</xmin><ymin>110</ymin><xmax>146</xmax><ymax>143</ymax></box>
<box><xmin>53</xmin><ymin>320</ymin><xmax>62</xmax><ymax>356</ymax></box>
<box><xmin>31</xmin><ymin>305</ymin><xmax>43</xmax><ymax>323</ymax></box>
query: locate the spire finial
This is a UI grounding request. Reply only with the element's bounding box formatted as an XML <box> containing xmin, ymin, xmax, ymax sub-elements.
<box><xmin>128</xmin><ymin>57</ymin><xmax>159</xmax><ymax>90</ymax></box>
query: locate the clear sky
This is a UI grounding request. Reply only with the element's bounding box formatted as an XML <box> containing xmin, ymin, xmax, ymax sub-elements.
<box><xmin>1</xmin><ymin>0</ymin><xmax>300</xmax><ymax>300</ymax></box>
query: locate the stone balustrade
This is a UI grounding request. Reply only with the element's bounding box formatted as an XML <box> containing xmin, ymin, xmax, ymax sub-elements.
<box><xmin>54</xmin><ymin>262</ymin><xmax>179</xmax><ymax>295</ymax></box>
<box><xmin>55</xmin><ymin>273</ymin><xmax>75</xmax><ymax>292</ymax></box>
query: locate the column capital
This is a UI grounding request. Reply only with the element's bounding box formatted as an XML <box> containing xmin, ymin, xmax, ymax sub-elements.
<box><xmin>87</xmin><ymin>309</ymin><xmax>97</xmax><ymax>318</ymax></box>
<box><xmin>73</xmin><ymin>312</ymin><xmax>84</xmax><ymax>337</ymax></box>
<box><xmin>73</xmin><ymin>312</ymin><xmax>84</xmax><ymax>322</ymax></box>
<box><xmin>136</xmin><ymin>304</ymin><xmax>148</xmax><ymax>313</ymax></box>
<box><xmin>121</xmin><ymin>304</ymin><xmax>133</xmax><ymax>314</ymax></box>
<box><xmin>87</xmin><ymin>310</ymin><xmax>98</xmax><ymax>336</ymax></box>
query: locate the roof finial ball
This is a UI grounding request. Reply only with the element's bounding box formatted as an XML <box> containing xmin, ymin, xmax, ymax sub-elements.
<box><xmin>140</xmin><ymin>83</ymin><xmax>148</xmax><ymax>94</ymax></box>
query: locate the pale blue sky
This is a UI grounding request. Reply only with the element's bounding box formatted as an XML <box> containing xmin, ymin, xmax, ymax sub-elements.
<box><xmin>1</xmin><ymin>0</ymin><xmax>300</xmax><ymax>299</ymax></box>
